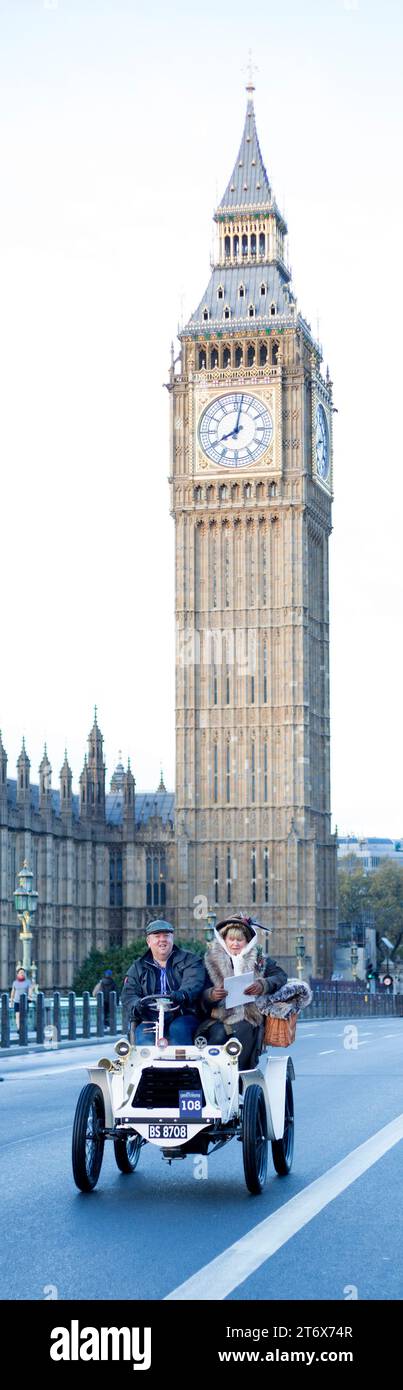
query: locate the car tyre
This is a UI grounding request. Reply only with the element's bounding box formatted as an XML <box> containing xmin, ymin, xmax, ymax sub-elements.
<box><xmin>271</xmin><ymin>1065</ymin><xmax>294</xmax><ymax>1175</ymax></box>
<box><xmin>242</xmin><ymin>1083</ymin><xmax>268</xmax><ymax>1195</ymax></box>
<box><xmin>72</xmin><ymin>1083</ymin><xmax>105</xmax><ymax>1192</ymax></box>
<box><xmin>114</xmin><ymin>1135</ymin><xmax>142</xmax><ymax>1174</ymax></box>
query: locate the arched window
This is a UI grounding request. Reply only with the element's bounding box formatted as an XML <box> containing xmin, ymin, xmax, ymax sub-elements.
<box><xmin>264</xmin><ymin>847</ymin><xmax>269</xmax><ymax>903</ymax></box>
<box><xmin>224</xmin><ymin>235</ymin><xmax>230</xmax><ymax>258</ymax></box>
<box><xmin>251</xmin><ymin>847</ymin><xmax>257</xmax><ymax>903</ymax></box>
<box><xmin>272</xmin><ymin>341</ymin><xmax>279</xmax><ymax>365</ymax></box>
<box><xmin>194</xmin><ymin>485</ymin><xmax>202</xmax><ymax>502</ymax></box>
<box><xmin>210</xmin><ymin>346</ymin><xmax>218</xmax><ymax>368</ymax></box>
<box><xmin>235</xmin><ymin>344</ymin><xmax>243</xmax><ymax>367</ymax></box>
<box><xmin>259</xmin><ymin>342</ymin><xmax>268</xmax><ymax>365</ymax></box>
<box><xmin>260</xmin><ymin>282</ymin><xmax>266</xmax><ymax>297</ymax></box>
<box><xmin>214</xmin><ymin>848</ymin><xmax>219</xmax><ymax>904</ymax></box>
<box><xmin>242</xmin><ymin>233</ymin><xmax>248</xmax><ymax>256</ymax></box>
<box><xmin>248</xmin><ymin>304</ymin><xmax>255</xmax><ymax>318</ymax></box>
<box><xmin>259</xmin><ymin>232</ymin><xmax>265</xmax><ymax>256</ymax></box>
<box><xmin>223</xmin><ymin>305</ymin><xmax>231</xmax><ymax>320</ymax></box>
<box><xmin>110</xmin><ymin>850</ymin><xmax>123</xmax><ymax>908</ymax></box>
<box><xmin>206</xmin><ymin>484</ymin><xmax>213</xmax><ymax>502</ymax></box>
<box><xmin>219</xmin><ymin>484</ymin><xmax>228</xmax><ymax>500</ymax></box>
<box><xmin>251</xmin><ymin>232</ymin><xmax>256</xmax><ymax>257</ymax></box>
<box><xmin>256</xmin><ymin>482</ymin><xmax>263</xmax><ymax>499</ymax></box>
<box><xmin>231</xmin><ymin>482</ymin><xmax>239</xmax><ymax>500</ymax></box>
<box><xmin>269</xmin><ymin>481</ymin><xmax>277</xmax><ymax>497</ymax></box>
<box><xmin>247</xmin><ymin>344</ymin><xmax>255</xmax><ymax>366</ymax></box>
<box><xmin>244</xmin><ymin>482</ymin><xmax>252</xmax><ymax>499</ymax></box>
<box><xmin>270</xmin><ymin>302</ymin><xmax>276</xmax><ymax>317</ymax></box>
<box><xmin>198</xmin><ymin>348</ymin><xmax>206</xmax><ymax>369</ymax></box>
<box><xmin>233</xmin><ymin>234</ymin><xmax>239</xmax><ymax>258</ymax></box>
<box><xmin>264</xmin><ymin>741</ymin><xmax>268</xmax><ymax>801</ymax></box>
<box><xmin>239</xmin><ymin>284</ymin><xmax>245</xmax><ymax>299</ymax></box>
<box><xmin>223</xmin><ymin>345</ymin><xmax>231</xmax><ymax>368</ymax></box>
<box><xmin>203</xmin><ymin>307</ymin><xmax>209</xmax><ymax>321</ymax></box>
<box><xmin>226</xmin><ymin>848</ymin><xmax>231</xmax><ymax>904</ymax></box>
<box><xmin>217</xmin><ymin>286</ymin><xmax>224</xmax><ymax>301</ymax></box>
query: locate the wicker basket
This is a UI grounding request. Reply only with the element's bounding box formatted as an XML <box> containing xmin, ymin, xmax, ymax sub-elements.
<box><xmin>264</xmin><ymin>1012</ymin><xmax>297</xmax><ymax>1047</ymax></box>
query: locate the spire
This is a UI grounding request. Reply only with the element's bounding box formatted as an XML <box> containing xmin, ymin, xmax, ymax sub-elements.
<box><xmin>217</xmin><ymin>97</ymin><xmax>273</xmax><ymax>213</ymax></box>
<box><xmin>17</xmin><ymin>738</ymin><xmax>30</xmax><ymax>804</ymax></box>
<box><xmin>0</xmin><ymin>730</ymin><xmax>7</xmax><ymax>794</ymax></box>
<box><xmin>110</xmin><ymin>750</ymin><xmax>125</xmax><ymax>792</ymax></box>
<box><xmin>124</xmin><ymin>758</ymin><xmax>136</xmax><ymax>821</ymax></box>
<box><xmin>60</xmin><ymin>747</ymin><xmax>72</xmax><ymax>815</ymax></box>
<box><xmin>39</xmin><ymin>743</ymin><xmax>52</xmax><ymax>809</ymax></box>
<box><xmin>80</xmin><ymin>713</ymin><xmax>106</xmax><ymax>820</ymax></box>
<box><xmin>157</xmin><ymin>768</ymin><xmax>166</xmax><ymax>793</ymax></box>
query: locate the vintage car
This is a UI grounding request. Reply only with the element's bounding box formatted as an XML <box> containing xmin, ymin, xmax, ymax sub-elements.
<box><xmin>72</xmin><ymin>995</ymin><xmax>294</xmax><ymax>1196</ymax></box>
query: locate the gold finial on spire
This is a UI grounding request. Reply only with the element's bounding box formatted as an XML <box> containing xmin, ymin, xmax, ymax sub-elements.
<box><xmin>244</xmin><ymin>48</ymin><xmax>258</xmax><ymax>96</ymax></box>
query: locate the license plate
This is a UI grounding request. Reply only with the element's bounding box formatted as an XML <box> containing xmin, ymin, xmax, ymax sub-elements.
<box><xmin>148</xmin><ymin>1123</ymin><xmax>188</xmax><ymax>1140</ymax></box>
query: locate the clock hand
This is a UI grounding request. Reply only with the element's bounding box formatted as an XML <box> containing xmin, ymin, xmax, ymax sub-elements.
<box><xmin>234</xmin><ymin>393</ymin><xmax>244</xmax><ymax>433</ymax></box>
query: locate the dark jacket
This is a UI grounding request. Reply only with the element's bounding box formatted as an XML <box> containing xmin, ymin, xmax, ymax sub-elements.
<box><xmin>121</xmin><ymin>945</ymin><xmax>205</xmax><ymax>1028</ymax></box>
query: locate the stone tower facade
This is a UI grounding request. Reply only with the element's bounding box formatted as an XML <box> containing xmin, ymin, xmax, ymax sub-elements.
<box><xmin>170</xmin><ymin>85</ymin><xmax>337</xmax><ymax>975</ymax></box>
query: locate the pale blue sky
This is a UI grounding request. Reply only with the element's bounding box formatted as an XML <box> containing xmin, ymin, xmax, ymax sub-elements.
<box><xmin>0</xmin><ymin>0</ymin><xmax>402</xmax><ymax>834</ymax></box>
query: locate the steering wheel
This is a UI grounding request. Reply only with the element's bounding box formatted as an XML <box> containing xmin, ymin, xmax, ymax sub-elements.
<box><xmin>139</xmin><ymin>993</ymin><xmax>179</xmax><ymax>1013</ymax></box>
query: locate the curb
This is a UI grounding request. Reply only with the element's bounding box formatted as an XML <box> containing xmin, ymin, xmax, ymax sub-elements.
<box><xmin>0</xmin><ymin>1034</ymin><xmax>122</xmax><ymax>1059</ymax></box>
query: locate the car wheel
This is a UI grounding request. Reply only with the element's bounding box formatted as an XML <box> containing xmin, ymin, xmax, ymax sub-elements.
<box><xmin>72</xmin><ymin>1083</ymin><xmax>105</xmax><ymax>1192</ymax></box>
<box><xmin>114</xmin><ymin>1135</ymin><xmax>142</xmax><ymax>1174</ymax></box>
<box><xmin>242</xmin><ymin>1083</ymin><xmax>268</xmax><ymax>1195</ymax></box>
<box><xmin>271</xmin><ymin>1066</ymin><xmax>294</xmax><ymax>1175</ymax></box>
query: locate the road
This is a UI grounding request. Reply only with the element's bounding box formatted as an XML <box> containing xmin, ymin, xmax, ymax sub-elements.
<box><xmin>1</xmin><ymin>1017</ymin><xmax>402</xmax><ymax>1302</ymax></box>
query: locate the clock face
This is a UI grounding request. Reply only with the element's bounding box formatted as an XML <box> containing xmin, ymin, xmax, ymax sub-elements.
<box><xmin>198</xmin><ymin>392</ymin><xmax>273</xmax><ymax>467</ymax></box>
<box><xmin>315</xmin><ymin>403</ymin><xmax>330</xmax><ymax>481</ymax></box>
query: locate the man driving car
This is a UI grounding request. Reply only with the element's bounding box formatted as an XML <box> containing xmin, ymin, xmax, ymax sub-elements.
<box><xmin>121</xmin><ymin>920</ymin><xmax>205</xmax><ymax>1044</ymax></box>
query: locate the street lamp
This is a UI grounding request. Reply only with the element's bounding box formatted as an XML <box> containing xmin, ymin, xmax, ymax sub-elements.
<box><xmin>205</xmin><ymin>906</ymin><xmax>217</xmax><ymax>943</ymax></box>
<box><xmin>350</xmin><ymin>939</ymin><xmax>358</xmax><ymax>982</ymax></box>
<box><xmin>13</xmin><ymin>860</ymin><xmax>38</xmax><ymax>984</ymax></box>
<box><xmin>295</xmin><ymin>929</ymin><xmax>305</xmax><ymax>980</ymax></box>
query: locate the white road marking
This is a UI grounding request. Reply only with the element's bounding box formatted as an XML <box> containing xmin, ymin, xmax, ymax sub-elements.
<box><xmin>0</xmin><ymin>1125</ymin><xmax>71</xmax><ymax>1151</ymax></box>
<box><xmin>3</xmin><ymin>1064</ymin><xmax>89</xmax><ymax>1080</ymax></box>
<box><xmin>165</xmin><ymin>1112</ymin><xmax>403</xmax><ymax>1301</ymax></box>
<box><xmin>318</xmin><ymin>1049</ymin><xmax>335</xmax><ymax>1055</ymax></box>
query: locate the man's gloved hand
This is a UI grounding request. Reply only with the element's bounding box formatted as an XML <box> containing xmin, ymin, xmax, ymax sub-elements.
<box><xmin>169</xmin><ymin>989</ymin><xmax>188</xmax><ymax>1008</ymax></box>
<box><xmin>131</xmin><ymin>998</ymin><xmax>148</xmax><ymax>1020</ymax></box>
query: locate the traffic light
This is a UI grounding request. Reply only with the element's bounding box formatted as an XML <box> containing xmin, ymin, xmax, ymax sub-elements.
<box><xmin>366</xmin><ymin>961</ymin><xmax>374</xmax><ymax>978</ymax></box>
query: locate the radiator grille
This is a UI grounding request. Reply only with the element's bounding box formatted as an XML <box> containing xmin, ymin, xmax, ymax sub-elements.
<box><xmin>132</xmin><ymin>1066</ymin><xmax>205</xmax><ymax>1110</ymax></box>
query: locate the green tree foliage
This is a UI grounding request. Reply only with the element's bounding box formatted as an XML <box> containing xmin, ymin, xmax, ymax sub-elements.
<box><xmin>367</xmin><ymin>862</ymin><xmax>403</xmax><ymax>955</ymax></box>
<box><xmin>73</xmin><ymin>937</ymin><xmax>205</xmax><ymax>995</ymax></box>
<box><xmin>338</xmin><ymin>858</ymin><xmax>370</xmax><ymax>923</ymax></box>
<box><xmin>338</xmin><ymin>857</ymin><xmax>403</xmax><ymax>959</ymax></box>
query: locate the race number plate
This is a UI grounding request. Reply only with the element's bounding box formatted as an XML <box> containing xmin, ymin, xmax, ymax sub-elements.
<box><xmin>148</xmin><ymin>1123</ymin><xmax>188</xmax><ymax>1140</ymax></box>
<box><xmin>179</xmin><ymin>1090</ymin><xmax>203</xmax><ymax>1121</ymax></box>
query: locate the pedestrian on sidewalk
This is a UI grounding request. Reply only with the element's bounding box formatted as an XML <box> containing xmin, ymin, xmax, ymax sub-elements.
<box><xmin>10</xmin><ymin>969</ymin><xmax>32</xmax><ymax>1032</ymax></box>
<box><xmin>93</xmin><ymin>968</ymin><xmax>119</xmax><ymax>1030</ymax></box>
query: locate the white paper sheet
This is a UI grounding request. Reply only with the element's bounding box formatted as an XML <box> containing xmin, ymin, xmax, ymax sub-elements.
<box><xmin>223</xmin><ymin>971</ymin><xmax>254</xmax><ymax>1007</ymax></box>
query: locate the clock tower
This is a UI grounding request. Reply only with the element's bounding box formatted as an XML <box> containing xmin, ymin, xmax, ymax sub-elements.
<box><xmin>169</xmin><ymin>82</ymin><xmax>337</xmax><ymax>976</ymax></box>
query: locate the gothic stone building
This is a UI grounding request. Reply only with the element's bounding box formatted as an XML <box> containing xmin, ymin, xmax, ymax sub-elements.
<box><xmin>170</xmin><ymin>83</ymin><xmax>337</xmax><ymax>977</ymax></box>
<box><xmin>0</xmin><ymin>718</ymin><xmax>175</xmax><ymax>990</ymax></box>
<box><xmin>0</xmin><ymin>89</ymin><xmax>337</xmax><ymax>989</ymax></box>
